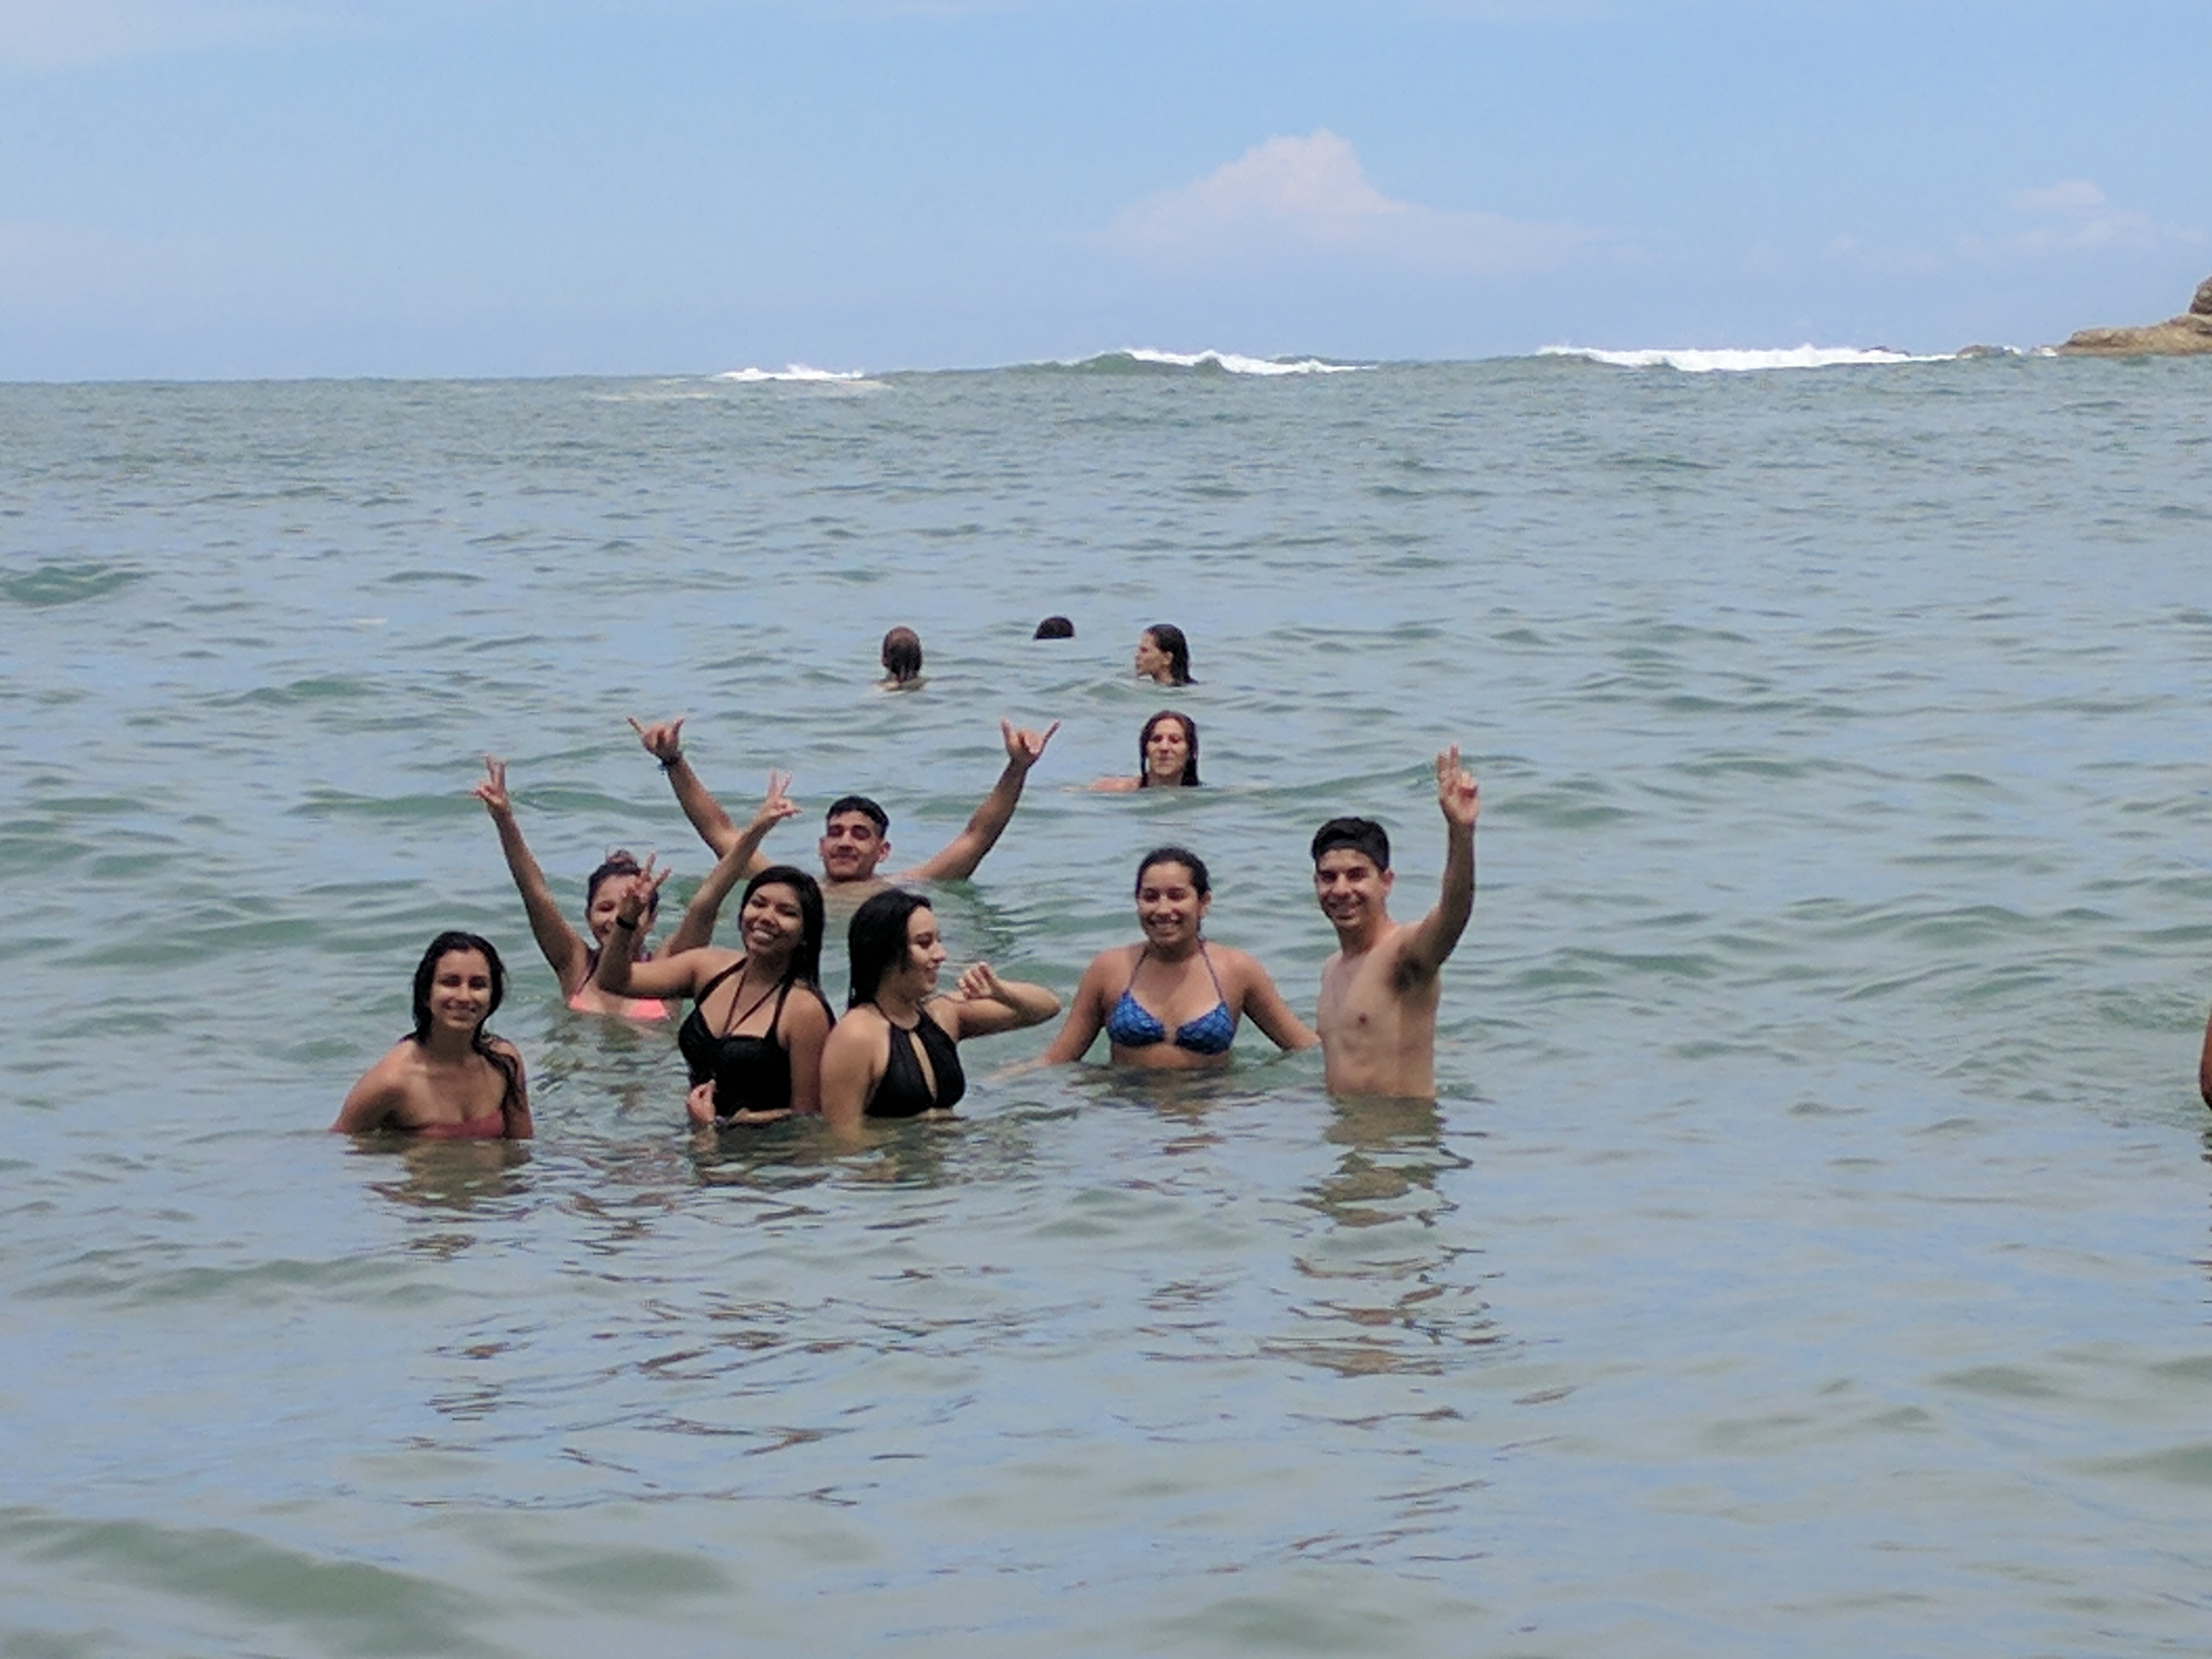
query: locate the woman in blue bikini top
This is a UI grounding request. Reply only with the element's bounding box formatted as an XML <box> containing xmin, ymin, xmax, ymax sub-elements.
<box><xmin>1043</xmin><ymin>845</ymin><xmax>1319</xmax><ymax>1072</ymax></box>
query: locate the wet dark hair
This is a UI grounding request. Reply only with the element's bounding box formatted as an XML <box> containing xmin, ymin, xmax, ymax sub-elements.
<box><xmin>407</xmin><ymin>931</ymin><xmax>520</xmax><ymax>1113</ymax></box>
<box><xmin>740</xmin><ymin>864</ymin><xmax>827</xmax><ymax>987</ymax></box>
<box><xmin>881</xmin><ymin>626</ymin><xmax>923</xmax><ymax>683</ymax></box>
<box><xmin>1134</xmin><ymin>845</ymin><xmax>1211</xmax><ymax>898</ymax></box>
<box><xmin>1144</xmin><ymin>623</ymin><xmax>1193</xmax><ymax>685</ymax></box>
<box><xmin>587</xmin><ymin>850</ymin><xmax>660</xmax><ymax>921</ymax></box>
<box><xmin>825</xmin><ymin>795</ymin><xmax>890</xmax><ymax>836</ymax></box>
<box><xmin>1137</xmin><ymin>710</ymin><xmax>1201</xmax><ymax>787</ymax></box>
<box><xmin>1033</xmin><ymin>615</ymin><xmax>1075</xmax><ymax>639</ymax></box>
<box><xmin>1311</xmin><ymin>817</ymin><xmax>1391</xmax><ymax>873</ymax></box>
<box><xmin>846</xmin><ymin>888</ymin><xmax>934</xmax><ymax>1009</ymax></box>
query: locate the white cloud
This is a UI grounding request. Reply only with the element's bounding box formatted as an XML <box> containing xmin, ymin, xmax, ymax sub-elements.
<box><xmin>2008</xmin><ymin>179</ymin><xmax>2106</xmax><ymax>215</ymax></box>
<box><xmin>1105</xmin><ymin>130</ymin><xmax>1587</xmax><ymax>275</ymax></box>
<box><xmin>2002</xmin><ymin>177</ymin><xmax>2197</xmax><ymax>254</ymax></box>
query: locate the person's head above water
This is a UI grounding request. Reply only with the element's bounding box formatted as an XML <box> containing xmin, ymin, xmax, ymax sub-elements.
<box><xmin>1310</xmin><ymin>817</ymin><xmax>1391</xmax><ymax>874</ymax></box>
<box><xmin>410</xmin><ymin>931</ymin><xmax>507</xmax><ymax>1047</ymax></box>
<box><xmin>880</xmin><ymin>627</ymin><xmax>923</xmax><ymax>686</ymax></box>
<box><xmin>1135</xmin><ymin>623</ymin><xmax>1193</xmax><ymax>686</ymax></box>
<box><xmin>585</xmin><ymin>851</ymin><xmax>660</xmax><ymax>942</ymax></box>
<box><xmin>1138</xmin><ymin>710</ymin><xmax>1201</xmax><ymax>788</ymax></box>
<box><xmin>1133</xmin><ymin>846</ymin><xmax>1213</xmax><ymax>950</ymax></box>
<box><xmin>738</xmin><ymin>864</ymin><xmax>827</xmax><ymax>986</ymax></box>
<box><xmin>845</xmin><ymin>887</ymin><xmax>943</xmax><ymax>1008</ymax></box>
<box><xmin>1033</xmin><ymin>615</ymin><xmax>1075</xmax><ymax>639</ymax></box>
<box><xmin>1310</xmin><ymin>816</ymin><xmax>1397</xmax><ymax>933</ymax></box>
<box><xmin>821</xmin><ymin>795</ymin><xmax>893</xmax><ymax>882</ymax></box>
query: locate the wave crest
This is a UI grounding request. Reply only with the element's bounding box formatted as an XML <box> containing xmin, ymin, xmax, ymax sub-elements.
<box><xmin>1066</xmin><ymin>349</ymin><xmax>1366</xmax><ymax>377</ymax></box>
<box><xmin>1539</xmin><ymin>345</ymin><xmax>1954</xmax><ymax>374</ymax></box>
<box><xmin>713</xmin><ymin>364</ymin><xmax>874</xmax><ymax>384</ymax></box>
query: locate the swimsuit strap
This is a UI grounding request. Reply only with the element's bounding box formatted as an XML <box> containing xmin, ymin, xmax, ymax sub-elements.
<box><xmin>691</xmin><ymin>960</ymin><xmax>751</xmax><ymax>1033</ymax></box>
<box><xmin>1120</xmin><ymin>946</ymin><xmax>1150</xmax><ymax>996</ymax></box>
<box><xmin>721</xmin><ymin>969</ymin><xmax>790</xmax><ymax>1039</ymax></box>
<box><xmin>1196</xmin><ymin>940</ymin><xmax>1226</xmax><ymax>1001</ymax></box>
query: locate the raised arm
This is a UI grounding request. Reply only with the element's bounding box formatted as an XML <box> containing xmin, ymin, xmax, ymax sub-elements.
<box><xmin>2199</xmin><ymin>1004</ymin><xmax>2212</xmax><ymax>1109</ymax></box>
<box><xmin>474</xmin><ymin>757</ymin><xmax>589</xmax><ymax>994</ymax></box>
<box><xmin>904</xmin><ymin>720</ymin><xmax>1060</xmax><ymax>883</ymax></box>
<box><xmin>632</xmin><ymin>715</ymin><xmax>752</xmax><ymax>864</ymax></box>
<box><xmin>1398</xmin><ymin>745</ymin><xmax>1479</xmax><ymax>983</ymax></box>
<box><xmin>1234</xmin><ymin>955</ymin><xmax>1321</xmax><ymax>1052</ymax></box>
<box><xmin>939</xmin><ymin>962</ymin><xmax>1062</xmax><ymax>1039</ymax></box>
<box><xmin>1041</xmin><ymin>952</ymin><xmax>1115</xmax><ymax>1063</ymax></box>
<box><xmin>660</xmin><ymin>772</ymin><xmax>801</xmax><ymax>956</ymax></box>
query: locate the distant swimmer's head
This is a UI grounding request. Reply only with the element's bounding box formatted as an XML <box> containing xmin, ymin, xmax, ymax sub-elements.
<box><xmin>1136</xmin><ymin>623</ymin><xmax>1193</xmax><ymax>686</ymax></box>
<box><xmin>846</xmin><ymin>888</ymin><xmax>945</xmax><ymax>1008</ymax></box>
<box><xmin>410</xmin><ymin>931</ymin><xmax>506</xmax><ymax>1046</ymax></box>
<box><xmin>1133</xmin><ymin>846</ymin><xmax>1212</xmax><ymax>947</ymax></box>
<box><xmin>586</xmin><ymin>850</ymin><xmax>660</xmax><ymax>943</ymax></box>
<box><xmin>1033</xmin><ymin>615</ymin><xmax>1075</xmax><ymax>640</ymax></box>
<box><xmin>1311</xmin><ymin>817</ymin><xmax>1396</xmax><ymax>927</ymax></box>
<box><xmin>1138</xmin><ymin>710</ymin><xmax>1200</xmax><ymax>788</ymax></box>
<box><xmin>821</xmin><ymin>795</ymin><xmax>892</xmax><ymax>883</ymax></box>
<box><xmin>739</xmin><ymin>864</ymin><xmax>826</xmax><ymax>985</ymax></box>
<box><xmin>880</xmin><ymin>626</ymin><xmax>924</xmax><ymax>687</ymax></box>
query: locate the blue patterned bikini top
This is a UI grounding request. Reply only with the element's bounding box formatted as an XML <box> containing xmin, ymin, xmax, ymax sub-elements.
<box><xmin>1104</xmin><ymin>943</ymin><xmax>1237</xmax><ymax>1056</ymax></box>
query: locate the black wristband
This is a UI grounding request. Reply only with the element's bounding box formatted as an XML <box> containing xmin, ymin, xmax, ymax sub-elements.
<box><xmin>658</xmin><ymin>753</ymin><xmax>683</xmax><ymax>770</ymax></box>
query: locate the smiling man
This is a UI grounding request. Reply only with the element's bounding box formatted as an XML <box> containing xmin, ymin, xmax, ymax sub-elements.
<box><xmin>633</xmin><ymin>715</ymin><xmax>1058</xmax><ymax>898</ymax></box>
<box><xmin>1311</xmin><ymin>746</ymin><xmax>1479</xmax><ymax>1099</ymax></box>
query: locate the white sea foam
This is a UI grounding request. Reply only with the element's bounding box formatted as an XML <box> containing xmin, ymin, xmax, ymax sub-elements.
<box><xmin>1105</xmin><ymin>348</ymin><xmax>1366</xmax><ymax>376</ymax></box>
<box><xmin>1539</xmin><ymin>344</ymin><xmax>1954</xmax><ymax>374</ymax></box>
<box><xmin>714</xmin><ymin>363</ymin><xmax>874</xmax><ymax>384</ymax></box>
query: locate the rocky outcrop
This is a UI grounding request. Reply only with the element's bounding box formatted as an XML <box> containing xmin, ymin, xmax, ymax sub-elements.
<box><xmin>2058</xmin><ymin>276</ymin><xmax>2212</xmax><ymax>355</ymax></box>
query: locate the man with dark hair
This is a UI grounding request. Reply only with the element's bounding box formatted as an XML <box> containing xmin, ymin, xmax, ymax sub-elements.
<box><xmin>631</xmin><ymin>715</ymin><xmax>1058</xmax><ymax>896</ymax></box>
<box><xmin>1310</xmin><ymin>746</ymin><xmax>1479</xmax><ymax>1098</ymax></box>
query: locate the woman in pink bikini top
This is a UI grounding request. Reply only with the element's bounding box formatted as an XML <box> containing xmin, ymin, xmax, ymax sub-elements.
<box><xmin>472</xmin><ymin>755</ymin><xmax>705</xmax><ymax>1020</ymax></box>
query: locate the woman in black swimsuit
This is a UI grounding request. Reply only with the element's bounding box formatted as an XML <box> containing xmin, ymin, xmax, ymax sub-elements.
<box><xmin>595</xmin><ymin>784</ymin><xmax>833</xmax><ymax>1126</ymax></box>
<box><xmin>819</xmin><ymin>889</ymin><xmax>1060</xmax><ymax>1139</ymax></box>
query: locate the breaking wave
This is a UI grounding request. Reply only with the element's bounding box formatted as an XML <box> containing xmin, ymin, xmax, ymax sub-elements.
<box><xmin>1065</xmin><ymin>349</ymin><xmax>1367</xmax><ymax>376</ymax></box>
<box><xmin>1539</xmin><ymin>344</ymin><xmax>1956</xmax><ymax>374</ymax></box>
<box><xmin>714</xmin><ymin>364</ymin><xmax>875</xmax><ymax>384</ymax></box>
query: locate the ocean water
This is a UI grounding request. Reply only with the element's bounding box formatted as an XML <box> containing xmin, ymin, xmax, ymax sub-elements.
<box><xmin>4</xmin><ymin>350</ymin><xmax>2212</xmax><ymax>1656</ymax></box>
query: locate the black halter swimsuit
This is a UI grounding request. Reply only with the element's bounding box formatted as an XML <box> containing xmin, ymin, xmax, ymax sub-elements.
<box><xmin>866</xmin><ymin>1009</ymin><xmax>966</xmax><ymax>1119</ymax></box>
<box><xmin>677</xmin><ymin>963</ymin><xmax>826</xmax><ymax>1118</ymax></box>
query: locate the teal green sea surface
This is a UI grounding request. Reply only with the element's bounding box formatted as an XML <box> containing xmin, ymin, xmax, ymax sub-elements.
<box><xmin>4</xmin><ymin>355</ymin><xmax>2212</xmax><ymax>1655</ymax></box>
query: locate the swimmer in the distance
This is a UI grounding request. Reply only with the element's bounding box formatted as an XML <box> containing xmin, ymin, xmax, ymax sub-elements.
<box><xmin>334</xmin><ymin>933</ymin><xmax>532</xmax><ymax>1139</ymax></box>
<box><xmin>880</xmin><ymin>626</ymin><xmax>925</xmax><ymax>690</ymax></box>
<box><xmin>1311</xmin><ymin>746</ymin><xmax>1479</xmax><ymax>1099</ymax></box>
<box><xmin>1134</xmin><ymin>623</ymin><xmax>1193</xmax><ymax>687</ymax></box>
<box><xmin>1091</xmin><ymin>710</ymin><xmax>1199</xmax><ymax>793</ymax></box>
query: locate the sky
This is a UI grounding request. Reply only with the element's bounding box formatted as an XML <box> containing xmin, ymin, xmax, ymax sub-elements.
<box><xmin>1</xmin><ymin>0</ymin><xmax>2207</xmax><ymax>378</ymax></box>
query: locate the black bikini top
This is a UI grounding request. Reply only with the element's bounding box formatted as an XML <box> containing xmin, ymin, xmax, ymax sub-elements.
<box><xmin>867</xmin><ymin>1007</ymin><xmax>966</xmax><ymax>1119</ymax></box>
<box><xmin>678</xmin><ymin>962</ymin><xmax>829</xmax><ymax>1119</ymax></box>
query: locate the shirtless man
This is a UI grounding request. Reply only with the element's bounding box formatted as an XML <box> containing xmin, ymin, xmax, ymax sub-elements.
<box><xmin>1311</xmin><ymin>746</ymin><xmax>1479</xmax><ymax>1098</ymax></box>
<box><xmin>631</xmin><ymin>715</ymin><xmax>1059</xmax><ymax>896</ymax></box>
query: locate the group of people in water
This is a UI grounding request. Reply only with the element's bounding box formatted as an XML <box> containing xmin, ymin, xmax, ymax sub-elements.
<box><xmin>334</xmin><ymin>622</ymin><xmax>1480</xmax><ymax>1144</ymax></box>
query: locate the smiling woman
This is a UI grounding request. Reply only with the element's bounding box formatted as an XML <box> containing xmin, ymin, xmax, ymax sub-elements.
<box><xmin>1043</xmin><ymin>846</ymin><xmax>1316</xmax><ymax>1071</ymax></box>
<box><xmin>1092</xmin><ymin>710</ymin><xmax>1201</xmax><ymax>792</ymax></box>
<box><xmin>332</xmin><ymin>932</ymin><xmax>531</xmax><ymax>1139</ymax></box>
